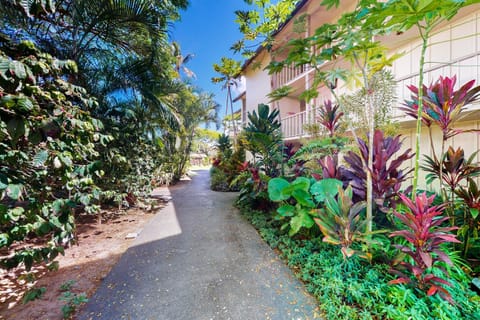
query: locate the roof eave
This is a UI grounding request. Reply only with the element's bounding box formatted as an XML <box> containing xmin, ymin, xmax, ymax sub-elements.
<box><xmin>240</xmin><ymin>0</ymin><xmax>310</xmax><ymax>72</ymax></box>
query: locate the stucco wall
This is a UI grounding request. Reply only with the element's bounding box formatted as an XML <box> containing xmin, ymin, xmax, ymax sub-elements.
<box><xmin>391</xmin><ymin>8</ymin><xmax>480</xmax><ymax>119</ymax></box>
<box><xmin>397</xmin><ymin>119</ymin><xmax>480</xmax><ymax>190</ymax></box>
<box><xmin>244</xmin><ymin>52</ymin><xmax>272</xmax><ymax>116</ymax></box>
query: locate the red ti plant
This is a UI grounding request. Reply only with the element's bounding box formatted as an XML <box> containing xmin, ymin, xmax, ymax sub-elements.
<box><xmin>318</xmin><ymin>155</ymin><xmax>341</xmax><ymax>180</ymax></box>
<box><xmin>238</xmin><ymin>161</ymin><xmax>250</xmax><ymax>172</ymax></box>
<box><xmin>284</xmin><ymin>143</ymin><xmax>306</xmax><ymax>177</ymax></box>
<box><xmin>422</xmin><ymin>147</ymin><xmax>480</xmax><ymax>193</ymax></box>
<box><xmin>310</xmin><ymin>155</ymin><xmax>339</xmax><ymax>181</ymax></box>
<box><xmin>402</xmin><ymin>75</ymin><xmax>480</xmax><ymax>166</ymax></box>
<box><xmin>316</xmin><ymin>100</ymin><xmax>344</xmax><ymax>137</ymax></box>
<box><xmin>402</xmin><ymin>75</ymin><xmax>480</xmax><ymax>142</ymax></box>
<box><xmin>389</xmin><ymin>193</ymin><xmax>461</xmax><ymax>302</ymax></box>
<box><xmin>212</xmin><ymin>158</ymin><xmax>221</xmax><ymax>167</ymax></box>
<box><xmin>342</xmin><ymin>130</ymin><xmax>413</xmax><ymax>212</ymax></box>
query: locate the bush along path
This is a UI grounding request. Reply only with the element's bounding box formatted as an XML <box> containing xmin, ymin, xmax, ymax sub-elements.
<box><xmin>78</xmin><ymin>169</ymin><xmax>321</xmax><ymax>320</ymax></box>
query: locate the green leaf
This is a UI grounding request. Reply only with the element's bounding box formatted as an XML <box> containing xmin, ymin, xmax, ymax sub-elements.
<box><xmin>58</xmin><ymin>154</ymin><xmax>73</xmax><ymax>168</ymax></box>
<box><xmin>289</xmin><ymin>210</ymin><xmax>315</xmax><ymax>236</ymax></box>
<box><xmin>37</xmin><ymin>222</ymin><xmax>51</xmax><ymax>235</ymax></box>
<box><xmin>321</xmin><ymin>0</ymin><xmax>341</xmax><ymax>9</ymax></box>
<box><xmin>15</xmin><ymin>97</ymin><xmax>34</xmax><ymax>112</ymax></box>
<box><xmin>33</xmin><ymin>150</ymin><xmax>48</xmax><ymax>167</ymax></box>
<box><xmin>281</xmin><ymin>184</ymin><xmax>295</xmax><ymax>198</ymax></box>
<box><xmin>0</xmin><ymin>174</ymin><xmax>8</xmax><ymax>190</ymax></box>
<box><xmin>22</xmin><ymin>287</ymin><xmax>46</xmax><ymax>304</ymax></box>
<box><xmin>9</xmin><ymin>60</ymin><xmax>28</xmax><ymax>79</ymax></box>
<box><xmin>292</xmin><ymin>189</ymin><xmax>315</xmax><ymax>208</ymax></box>
<box><xmin>277</xmin><ymin>204</ymin><xmax>295</xmax><ymax>217</ymax></box>
<box><xmin>28</xmin><ymin>130</ymin><xmax>42</xmax><ymax>145</ymax></box>
<box><xmin>8</xmin><ymin>207</ymin><xmax>24</xmax><ymax>221</ymax></box>
<box><xmin>6</xmin><ymin>184</ymin><xmax>23</xmax><ymax>200</ymax></box>
<box><xmin>79</xmin><ymin>195</ymin><xmax>90</xmax><ymax>206</ymax></box>
<box><xmin>0</xmin><ymin>57</ymin><xmax>10</xmax><ymax>79</ymax></box>
<box><xmin>7</xmin><ymin>118</ymin><xmax>26</xmax><ymax>146</ymax></box>
<box><xmin>310</xmin><ymin>178</ymin><xmax>343</xmax><ymax>202</ymax></box>
<box><xmin>470</xmin><ymin>208</ymin><xmax>479</xmax><ymax>219</ymax></box>
<box><xmin>49</xmin><ymin>216</ymin><xmax>62</xmax><ymax>228</ymax></box>
<box><xmin>268</xmin><ymin>177</ymin><xmax>291</xmax><ymax>201</ymax></box>
<box><xmin>291</xmin><ymin>177</ymin><xmax>310</xmax><ymax>192</ymax></box>
<box><xmin>0</xmin><ymin>233</ymin><xmax>9</xmax><ymax>247</ymax></box>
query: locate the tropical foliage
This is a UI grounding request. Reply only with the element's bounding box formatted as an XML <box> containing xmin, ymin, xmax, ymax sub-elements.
<box><xmin>226</xmin><ymin>0</ymin><xmax>480</xmax><ymax>317</ymax></box>
<box><xmin>389</xmin><ymin>193</ymin><xmax>460</xmax><ymax>302</ymax></box>
<box><xmin>0</xmin><ymin>0</ymin><xmax>224</xmax><ymax>277</ymax></box>
<box><xmin>0</xmin><ymin>39</ymin><xmax>104</xmax><ymax>269</ymax></box>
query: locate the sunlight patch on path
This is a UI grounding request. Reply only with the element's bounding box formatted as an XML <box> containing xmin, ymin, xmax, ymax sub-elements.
<box><xmin>136</xmin><ymin>188</ymin><xmax>182</xmax><ymax>245</ymax></box>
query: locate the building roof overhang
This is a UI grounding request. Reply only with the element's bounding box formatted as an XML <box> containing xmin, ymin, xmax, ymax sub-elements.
<box><xmin>240</xmin><ymin>0</ymin><xmax>309</xmax><ymax>72</ymax></box>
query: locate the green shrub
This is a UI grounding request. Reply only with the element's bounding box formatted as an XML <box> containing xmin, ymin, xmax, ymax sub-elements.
<box><xmin>239</xmin><ymin>205</ymin><xmax>480</xmax><ymax>319</ymax></box>
<box><xmin>210</xmin><ymin>167</ymin><xmax>230</xmax><ymax>191</ymax></box>
<box><xmin>0</xmin><ymin>39</ymin><xmax>106</xmax><ymax>270</ymax></box>
<box><xmin>209</xmin><ymin>134</ymin><xmax>244</xmax><ymax>192</ymax></box>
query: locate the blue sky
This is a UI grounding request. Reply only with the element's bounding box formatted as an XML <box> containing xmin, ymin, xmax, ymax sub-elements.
<box><xmin>171</xmin><ymin>0</ymin><xmax>251</xmax><ymax>124</ymax></box>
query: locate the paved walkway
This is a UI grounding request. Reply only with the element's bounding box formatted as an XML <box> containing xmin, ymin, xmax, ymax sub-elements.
<box><xmin>78</xmin><ymin>169</ymin><xmax>320</xmax><ymax>320</ymax></box>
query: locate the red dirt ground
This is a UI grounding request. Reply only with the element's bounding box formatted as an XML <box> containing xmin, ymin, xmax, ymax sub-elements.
<box><xmin>0</xmin><ymin>205</ymin><xmax>160</xmax><ymax>320</ymax></box>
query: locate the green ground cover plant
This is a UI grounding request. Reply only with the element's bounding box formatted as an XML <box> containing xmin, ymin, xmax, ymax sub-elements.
<box><xmin>222</xmin><ymin>0</ymin><xmax>480</xmax><ymax>318</ymax></box>
<box><xmin>238</xmin><ymin>205</ymin><xmax>480</xmax><ymax>320</ymax></box>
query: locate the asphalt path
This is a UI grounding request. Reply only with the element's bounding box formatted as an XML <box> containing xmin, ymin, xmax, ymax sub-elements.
<box><xmin>78</xmin><ymin>169</ymin><xmax>320</xmax><ymax>320</ymax></box>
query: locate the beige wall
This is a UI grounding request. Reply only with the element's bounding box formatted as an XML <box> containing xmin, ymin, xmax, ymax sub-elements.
<box><xmin>244</xmin><ymin>51</ymin><xmax>272</xmax><ymax>116</ymax></box>
<box><xmin>388</xmin><ymin>7</ymin><xmax>480</xmax><ymax>190</ymax></box>
<box><xmin>397</xmin><ymin>120</ymin><xmax>480</xmax><ymax>190</ymax></box>
<box><xmin>241</xmin><ymin>1</ymin><xmax>480</xmax><ymax>176</ymax></box>
<box><xmin>391</xmin><ymin>8</ymin><xmax>480</xmax><ymax>118</ymax></box>
<box><xmin>276</xmin><ymin>97</ymin><xmax>302</xmax><ymax>120</ymax></box>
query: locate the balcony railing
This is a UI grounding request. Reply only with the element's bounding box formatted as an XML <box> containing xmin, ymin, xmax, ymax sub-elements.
<box><xmin>280</xmin><ymin>50</ymin><xmax>480</xmax><ymax>140</ymax></box>
<box><xmin>281</xmin><ymin>111</ymin><xmax>307</xmax><ymax>139</ymax></box>
<box><xmin>273</xmin><ymin>62</ymin><xmax>306</xmax><ymax>89</ymax></box>
<box><xmin>282</xmin><ymin>105</ymin><xmax>333</xmax><ymax>139</ymax></box>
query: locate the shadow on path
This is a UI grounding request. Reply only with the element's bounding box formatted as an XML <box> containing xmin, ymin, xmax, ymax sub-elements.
<box><xmin>78</xmin><ymin>169</ymin><xmax>320</xmax><ymax>320</ymax></box>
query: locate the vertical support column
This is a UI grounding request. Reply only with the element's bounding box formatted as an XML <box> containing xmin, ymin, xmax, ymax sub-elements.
<box><xmin>304</xmin><ymin>13</ymin><xmax>312</xmax><ymax>135</ymax></box>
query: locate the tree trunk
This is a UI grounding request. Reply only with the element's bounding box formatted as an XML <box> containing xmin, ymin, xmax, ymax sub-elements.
<box><xmin>411</xmin><ymin>26</ymin><xmax>430</xmax><ymax>199</ymax></box>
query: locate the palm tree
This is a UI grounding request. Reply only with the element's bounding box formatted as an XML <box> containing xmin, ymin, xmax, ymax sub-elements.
<box><xmin>212</xmin><ymin>57</ymin><xmax>242</xmax><ymax>143</ymax></box>
<box><xmin>1</xmin><ymin>0</ymin><xmax>188</xmax><ymax>124</ymax></box>
<box><xmin>171</xmin><ymin>86</ymin><xmax>220</xmax><ymax>179</ymax></box>
<box><xmin>172</xmin><ymin>41</ymin><xmax>196</xmax><ymax>79</ymax></box>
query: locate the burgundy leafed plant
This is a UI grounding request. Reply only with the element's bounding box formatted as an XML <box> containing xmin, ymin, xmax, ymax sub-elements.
<box><xmin>284</xmin><ymin>143</ymin><xmax>306</xmax><ymax>177</ymax></box>
<box><xmin>422</xmin><ymin>147</ymin><xmax>480</xmax><ymax>192</ymax></box>
<box><xmin>212</xmin><ymin>158</ymin><xmax>221</xmax><ymax>167</ymax></box>
<box><xmin>238</xmin><ymin>161</ymin><xmax>250</xmax><ymax>172</ymax></box>
<box><xmin>342</xmin><ymin>130</ymin><xmax>413</xmax><ymax>211</ymax></box>
<box><xmin>389</xmin><ymin>193</ymin><xmax>461</xmax><ymax>302</ymax></box>
<box><xmin>402</xmin><ymin>75</ymin><xmax>480</xmax><ymax>141</ymax></box>
<box><xmin>316</xmin><ymin>100</ymin><xmax>344</xmax><ymax>137</ymax></box>
<box><xmin>455</xmin><ymin>177</ymin><xmax>480</xmax><ymax>214</ymax></box>
<box><xmin>318</xmin><ymin>155</ymin><xmax>341</xmax><ymax>180</ymax></box>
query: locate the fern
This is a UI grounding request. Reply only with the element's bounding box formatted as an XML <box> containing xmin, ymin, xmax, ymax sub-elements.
<box><xmin>291</xmin><ymin>136</ymin><xmax>349</xmax><ymax>165</ymax></box>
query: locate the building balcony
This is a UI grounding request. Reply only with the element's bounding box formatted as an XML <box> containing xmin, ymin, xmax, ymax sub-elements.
<box><xmin>281</xmin><ymin>106</ymin><xmax>330</xmax><ymax>140</ymax></box>
<box><xmin>272</xmin><ymin>62</ymin><xmax>308</xmax><ymax>89</ymax></box>
<box><xmin>280</xmin><ymin>50</ymin><xmax>480</xmax><ymax>140</ymax></box>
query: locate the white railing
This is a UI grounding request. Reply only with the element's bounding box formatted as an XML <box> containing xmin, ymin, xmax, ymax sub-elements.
<box><xmin>273</xmin><ymin>62</ymin><xmax>307</xmax><ymax>89</ymax></box>
<box><xmin>281</xmin><ymin>105</ymin><xmax>331</xmax><ymax>139</ymax></box>
<box><xmin>281</xmin><ymin>51</ymin><xmax>480</xmax><ymax>139</ymax></box>
<box><xmin>281</xmin><ymin>111</ymin><xmax>307</xmax><ymax>139</ymax></box>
